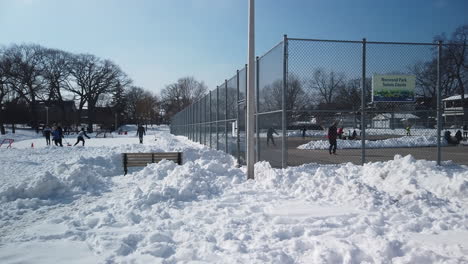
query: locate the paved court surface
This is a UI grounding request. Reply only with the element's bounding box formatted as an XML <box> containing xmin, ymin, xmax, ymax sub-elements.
<box><xmin>258</xmin><ymin>137</ymin><xmax>468</xmax><ymax>168</ymax></box>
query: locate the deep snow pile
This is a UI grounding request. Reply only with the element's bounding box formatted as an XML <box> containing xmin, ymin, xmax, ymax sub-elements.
<box><xmin>298</xmin><ymin>136</ymin><xmax>448</xmax><ymax>150</ymax></box>
<box><xmin>0</xmin><ymin>128</ymin><xmax>467</xmax><ymax>263</ymax></box>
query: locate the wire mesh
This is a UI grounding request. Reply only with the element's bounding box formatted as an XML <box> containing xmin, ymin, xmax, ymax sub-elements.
<box><xmin>366</xmin><ymin>42</ymin><xmax>440</xmax><ymax>162</ymax></box>
<box><xmin>169</xmin><ymin>37</ymin><xmax>468</xmax><ymax>168</ymax></box>
<box><xmin>287</xmin><ymin>39</ymin><xmax>363</xmax><ymax>165</ymax></box>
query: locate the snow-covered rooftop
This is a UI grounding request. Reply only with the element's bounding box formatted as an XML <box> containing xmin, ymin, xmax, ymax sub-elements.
<box><xmin>442</xmin><ymin>94</ymin><xmax>468</xmax><ymax>101</ymax></box>
<box><xmin>373</xmin><ymin>113</ymin><xmax>420</xmax><ymax>120</ymax></box>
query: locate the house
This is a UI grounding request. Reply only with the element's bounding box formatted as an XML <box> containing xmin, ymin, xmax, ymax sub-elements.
<box><xmin>442</xmin><ymin>94</ymin><xmax>468</xmax><ymax>125</ymax></box>
<box><xmin>372</xmin><ymin>113</ymin><xmax>420</xmax><ymax>129</ymax></box>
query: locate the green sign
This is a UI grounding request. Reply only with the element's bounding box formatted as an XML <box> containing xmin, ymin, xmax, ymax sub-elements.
<box><xmin>372</xmin><ymin>75</ymin><xmax>415</xmax><ymax>102</ymax></box>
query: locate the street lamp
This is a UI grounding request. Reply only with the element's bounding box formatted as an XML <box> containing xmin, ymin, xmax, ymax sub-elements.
<box><xmin>45</xmin><ymin>106</ymin><xmax>49</xmax><ymax>125</ymax></box>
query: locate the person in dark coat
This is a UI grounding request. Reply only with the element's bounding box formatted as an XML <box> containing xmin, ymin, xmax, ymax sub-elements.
<box><xmin>301</xmin><ymin>127</ymin><xmax>307</xmax><ymax>139</ymax></box>
<box><xmin>43</xmin><ymin>125</ymin><xmax>52</xmax><ymax>146</ymax></box>
<box><xmin>137</xmin><ymin>124</ymin><xmax>146</xmax><ymax>144</ymax></box>
<box><xmin>52</xmin><ymin>127</ymin><xmax>62</xmax><ymax>147</ymax></box>
<box><xmin>444</xmin><ymin>130</ymin><xmax>454</xmax><ymax>144</ymax></box>
<box><xmin>267</xmin><ymin>127</ymin><xmax>278</xmax><ymax>146</ymax></box>
<box><xmin>56</xmin><ymin>124</ymin><xmax>63</xmax><ymax>147</ymax></box>
<box><xmin>455</xmin><ymin>130</ymin><xmax>462</xmax><ymax>144</ymax></box>
<box><xmin>74</xmin><ymin>127</ymin><xmax>91</xmax><ymax>146</ymax></box>
<box><xmin>328</xmin><ymin>121</ymin><xmax>338</xmax><ymax>155</ymax></box>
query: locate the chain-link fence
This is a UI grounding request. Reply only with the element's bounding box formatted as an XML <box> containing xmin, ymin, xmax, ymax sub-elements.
<box><xmin>171</xmin><ymin>36</ymin><xmax>468</xmax><ymax>168</ymax></box>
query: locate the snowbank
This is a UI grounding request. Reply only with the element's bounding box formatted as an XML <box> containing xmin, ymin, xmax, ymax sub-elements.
<box><xmin>298</xmin><ymin>136</ymin><xmax>448</xmax><ymax>149</ymax></box>
<box><xmin>0</xmin><ymin>130</ymin><xmax>467</xmax><ymax>263</ymax></box>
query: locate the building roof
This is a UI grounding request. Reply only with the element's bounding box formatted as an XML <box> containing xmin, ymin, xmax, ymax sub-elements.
<box><xmin>442</xmin><ymin>94</ymin><xmax>468</xmax><ymax>101</ymax></box>
<box><xmin>373</xmin><ymin>113</ymin><xmax>420</xmax><ymax>120</ymax></box>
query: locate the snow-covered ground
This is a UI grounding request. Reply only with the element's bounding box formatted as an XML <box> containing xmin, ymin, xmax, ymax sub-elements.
<box><xmin>298</xmin><ymin>136</ymin><xmax>449</xmax><ymax>150</ymax></box>
<box><xmin>287</xmin><ymin>128</ymin><xmax>466</xmax><ymax>138</ymax></box>
<box><xmin>1</xmin><ymin>127</ymin><xmax>467</xmax><ymax>263</ymax></box>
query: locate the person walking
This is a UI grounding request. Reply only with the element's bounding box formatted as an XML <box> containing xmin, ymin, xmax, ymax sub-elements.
<box><xmin>328</xmin><ymin>121</ymin><xmax>338</xmax><ymax>155</ymax></box>
<box><xmin>74</xmin><ymin>128</ymin><xmax>91</xmax><ymax>146</ymax></box>
<box><xmin>455</xmin><ymin>130</ymin><xmax>462</xmax><ymax>144</ymax></box>
<box><xmin>43</xmin><ymin>125</ymin><xmax>52</xmax><ymax>146</ymax></box>
<box><xmin>301</xmin><ymin>127</ymin><xmax>307</xmax><ymax>139</ymax></box>
<box><xmin>137</xmin><ymin>124</ymin><xmax>146</xmax><ymax>144</ymax></box>
<box><xmin>52</xmin><ymin>127</ymin><xmax>62</xmax><ymax>147</ymax></box>
<box><xmin>267</xmin><ymin>127</ymin><xmax>278</xmax><ymax>146</ymax></box>
<box><xmin>56</xmin><ymin>124</ymin><xmax>64</xmax><ymax>147</ymax></box>
<box><xmin>405</xmin><ymin>125</ymin><xmax>411</xmax><ymax>136</ymax></box>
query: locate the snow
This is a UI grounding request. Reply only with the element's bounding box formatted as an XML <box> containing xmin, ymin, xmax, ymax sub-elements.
<box><xmin>1</xmin><ymin>126</ymin><xmax>467</xmax><ymax>263</ymax></box>
<box><xmin>442</xmin><ymin>94</ymin><xmax>468</xmax><ymax>101</ymax></box>
<box><xmin>298</xmin><ymin>136</ymin><xmax>448</xmax><ymax>149</ymax></box>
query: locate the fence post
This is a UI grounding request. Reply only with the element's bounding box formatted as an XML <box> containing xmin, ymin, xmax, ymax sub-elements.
<box><xmin>256</xmin><ymin>56</ymin><xmax>260</xmax><ymax>162</ymax></box>
<box><xmin>199</xmin><ymin>99</ymin><xmax>202</xmax><ymax>143</ymax></box>
<box><xmin>204</xmin><ymin>96</ymin><xmax>207</xmax><ymax>145</ymax></box>
<box><xmin>188</xmin><ymin>106</ymin><xmax>191</xmax><ymax>140</ymax></box>
<box><xmin>225</xmin><ymin>79</ymin><xmax>228</xmax><ymax>153</ymax></box>
<box><xmin>216</xmin><ymin>86</ymin><xmax>220</xmax><ymax>150</ymax></box>
<box><xmin>209</xmin><ymin>91</ymin><xmax>212</xmax><ymax>148</ymax></box>
<box><xmin>199</xmin><ymin>99</ymin><xmax>202</xmax><ymax>144</ymax></box>
<box><xmin>236</xmin><ymin>70</ymin><xmax>241</xmax><ymax>166</ymax></box>
<box><xmin>361</xmin><ymin>38</ymin><xmax>367</xmax><ymax>165</ymax></box>
<box><xmin>282</xmin><ymin>34</ymin><xmax>288</xmax><ymax>168</ymax></box>
<box><xmin>195</xmin><ymin>100</ymin><xmax>198</xmax><ymax>143</ymax></box>
<box><xmin>437</xmin><ymin>41</ymin><xmax>442</xmax><ymax>166</ymax></box>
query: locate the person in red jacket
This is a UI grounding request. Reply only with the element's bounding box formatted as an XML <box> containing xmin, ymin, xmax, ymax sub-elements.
<box><xmin>337</xmin><ymin>127</ymin><xmax>344</xmax><ymax>139</ymax></box>
<box><xmin>328</xmin><ymin>121</ymin><xmax>338</xmax><ymax>155</ymax></box>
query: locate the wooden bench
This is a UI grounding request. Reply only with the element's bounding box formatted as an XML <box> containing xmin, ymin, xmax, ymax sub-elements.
<box><xmin>122</xmin><ymin>152</ymin><xmax>182</xmax><ymax>175</ymax></box>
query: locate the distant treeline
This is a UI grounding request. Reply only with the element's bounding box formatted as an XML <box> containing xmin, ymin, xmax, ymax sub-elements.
<box><xmin>0</xmin><ymin>44</ymin><xmax>207</xmax><ymax>134</ymax></box>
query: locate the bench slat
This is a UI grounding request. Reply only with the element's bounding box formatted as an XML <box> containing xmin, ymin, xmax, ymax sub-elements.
<box><xmin>126</xmin><ymin>152</ymin><xmax>180</xmax><ymax>156</ymax></box>
<box><xmin>122</xmin><ymin>152</ymin><xmax>182</xmax><ymax>175</ymax></box>
<box><xmin>127</xmin><ymin>154</ymin><xmax>179</xmax><ymax>158</ymax></box>
<box><xmin>127</xmin><ymin>158</ymin><xmax>179</xmax><ymax>162</ymax></box>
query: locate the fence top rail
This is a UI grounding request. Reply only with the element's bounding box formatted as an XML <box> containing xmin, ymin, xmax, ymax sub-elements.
<box><xmin>257</xmin><ymin>40</ymin><xmax>284</xmax><ymax>60</ymax></box>
<box><xmin>286</xmin><ymin>37</ymin><xmax>452</xmax><ymax>46</ymax></box>
<box><xmin>287</xmin><ymin>38</ymin><xmax>363</xmax><ymax>44</ymax></box>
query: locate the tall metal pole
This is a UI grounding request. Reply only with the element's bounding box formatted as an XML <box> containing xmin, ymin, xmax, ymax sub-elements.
<box><xmin>437</xmin><ymin>41</ymin><xmax>442</xmax><ymax>166</ymax></box>
<box><xmin>246</xmin><ymin>0</ymin><xmax>255</xmax><ymax>179</ymax></box>
<box><xmin>361</xmin><ymin>38</ymin><xmax>367</xmax><ymax>165</ymax></box>
<box><xmin>46</xmin><ymin>107</ymin><xmax>49</xmax><ymax>126</ymax></box>
<box><xmin>282</xmin><ymin>35</ymin><xmax>288</xmax><ymax>168</ymax></box>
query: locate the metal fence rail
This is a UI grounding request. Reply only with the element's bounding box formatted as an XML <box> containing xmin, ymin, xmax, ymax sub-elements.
<box><xmin>171</xmin><ymin>36</ymin><xmax>468</xmax><ymax>168</ymax></box>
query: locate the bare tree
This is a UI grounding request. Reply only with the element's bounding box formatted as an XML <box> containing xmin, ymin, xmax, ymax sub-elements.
<box><xmin>437</xmin><ymin>25</ymin><xmax>468</xmax><ymax>121</ymax></box>
<box><xmin>2</xmin><ymin>44</ymin><xmax>46</xmax><ymax>129</ymax></box>
<box><xmin>125</xmin><ymin>86</ymin><xmax>146</xmax><ymax>122</ymax></box>
<box><xmin>0</xmin><ymin>48</ymin><xmax>14</xmax><ymax>134</ymax></box>
<box><xmin>160</xmin><ymin>76</ymin><xmax>207</xmax><ymax>120</ymax></box>
<box><xmin>261</xmin><ymin>74</ymin><xmax>308</xmax><ymax>112</ymax></box>
<box><xmin>67</xmin><ymin>54</ymin><xmax>128</xmax><ymax>132</ymax></box>
<box><xmin>310</xmin><ymin>69</ymin><xmax>345</xmax><ymax>104</ymax></box>
<box><xmin>135</xmin><ymin>92</ymin><xmax>159</xmax><ymax>125</ymax></box>
<box><xmin>41</xmin><ymin>48</ymin><xmax>74</xmax><ymax>124</ymax></box>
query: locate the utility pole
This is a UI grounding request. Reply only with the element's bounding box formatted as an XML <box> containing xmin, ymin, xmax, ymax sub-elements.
<box><xmin>246</xmin><ymin>0</ymin><xmax>255</xmax><ymax>179</ymax></box>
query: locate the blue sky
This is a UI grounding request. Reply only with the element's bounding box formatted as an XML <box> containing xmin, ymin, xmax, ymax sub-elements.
<box><xmin>0</xmin><ymin>0</ymin><xmax>467</xmax><ymax>94</ymax></box>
